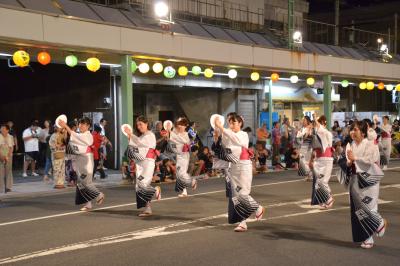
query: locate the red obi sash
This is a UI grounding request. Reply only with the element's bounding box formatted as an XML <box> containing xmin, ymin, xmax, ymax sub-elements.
<box><xmin>315</xmin><ymin>147</ymin><xmax>333</xmax><ymax>158</ymax></box>
<box><xmin>381</xmin><ymin>132</ymin><xmax>390</xmax><ymax>139</ymax></box>
<box><xmin>182</xmin><ymin>144</ymin><xmax>190</xmax><ymax>152</ymax></box>
<box><xmin>86</xmin><ymin>146</ymin><xmax>93</xmax><ymax>154</ymax></box>
<box><xmin>240</xmin><ymin>147</ymin><xmax>254</xmax><ymax>160</ymax></box>
<box><xmin>146</xmin><ymin>148</ymin><xmax>160</xmax><ymax>159</ymax></box>
<box><xmin>374</xmin><ymin>139</ymin><xmax>378</xmax><ymax>145</ymax></box>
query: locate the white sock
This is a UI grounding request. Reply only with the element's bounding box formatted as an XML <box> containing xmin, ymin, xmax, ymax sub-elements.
<box><xmin>182</xmin><ymin>188</ymin><xmax>188</xmax><ymax>195</ymax></box>
<box><xmin>85</xmin><ymin>201</ymin><xmax>92</xmax><ymax>209</ymax></box>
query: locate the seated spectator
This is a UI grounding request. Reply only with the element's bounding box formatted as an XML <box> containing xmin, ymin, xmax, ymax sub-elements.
<box><xmin>198</xmin><ymin>146</ymin><xmax>214</xmax><ymax>178</ymax></box>
<box><xmin>254</xmin><ymin>143</ymin><xmax>269</xmax><ymax>173</ymax></box>
<box><xmin>121</xmin><ymin>148</ymin><xmax>135</xmax><ymax>184</ymax></box>
<box><xmin>188</xmin><ymin>146</ymin><xmax>204</xmax><ymax>177</ymax></box>
<box><xmin>333</xmin><ymin>140</ymin><xmax>343</xmax><ymax>163</ymax></box>
<box><xmin>157</xmin><ymin>159</ymin><xmax>176</xmax><ymax>183</ymax></box>
<box><xmin>284</xmin><ymin>147</ymin><xmax>299</xmax><ymax>169</ymax></box>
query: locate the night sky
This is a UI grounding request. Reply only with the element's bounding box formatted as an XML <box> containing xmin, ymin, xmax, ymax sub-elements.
<box><xmin>308</xmin><ymin>0</ymin><xmax>400</xmax><ymax>13</ymax></box>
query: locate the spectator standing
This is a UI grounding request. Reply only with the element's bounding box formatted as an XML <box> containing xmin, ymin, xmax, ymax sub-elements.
<box><xmin>22</xmin><ymin>120</ymin><xmax>40</xmax><ymax>177</ymax></box>
<box><xmin>49</xmin><ymin>127</ymin><xmax>66</xmax><ymax>189</ymax></box>
<box><xmin>39</xmin><ymin>120</ymin><xmax>51</xmax><ymax>167</ymax></box>
<box><xmin>256</xmin><ymin>123</ymin><xmax>269</xmax><ymax>148</ymax></box>
<box><xmin>7</xmin><ymin>121</ymin><xmax>18</xmax><ymax>152</ymax></box>
<box><xmin>92</xmin><ymin>125</ymin><xmax>106</xmax><ymax>179</ymax></box>
<box><xmin>188</xmin><ymin>121</ymin><xmax>201</xmax><ymax>148</ymax></box>
<box><xmin>198</xmin><ymin>146</ymin><xmax>213</xmax><ymax>178</ymax></box>
<box><xmin>0</xmin><ymin>124</ymin><xmax>14</xmax><ymax>193</ymax></box>
<box><xmin>43</xmin><ymin>126</ymin><xmax>54</xmax><ymax>183</ymax></box>
<box><xmin>271</xmin><ymin>122</ymin><xmax>282</xmax><ymax>168</ymax></box>
<box><xmin>243</xmin><ymin>127</ymin><xmax>254</xmax><ymax>147</ymax></box>
<box><xmin>99</xmin><ymin>118</ymin><xmax>112</xmax><ymax>172</ymax></box>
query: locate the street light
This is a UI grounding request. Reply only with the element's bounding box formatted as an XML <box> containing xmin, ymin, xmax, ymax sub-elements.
<box><xmin>293</xmin><ymin>31</ymin><xmax>302</xmax><ymax>48</ymax></box>
<box><xmin>154</xmin><ymin>1</ymin><xmax>169</xmax><ymax>18</ymax></box>
<box><xmin>377</xmin><ymin>38</ymin><xmax>382</xmax><ymax>44</ymax></box>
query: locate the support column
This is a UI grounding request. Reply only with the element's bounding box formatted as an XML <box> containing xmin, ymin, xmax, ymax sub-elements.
<box><xmin>268</xmin><ymin>80</ymin><xmax>273</xmax><ymax>131</ymax></box>
<box><xmin>288</xmin><ymin>0</ymin><xmax>294</xmax><ymax>50</ymax></box>
<box><xmin>334</xmin><ymin>0</ymin><xmax>340</xmax><ymax>46</ymax></box>
<box><xmin>323</xmin><ymin>75</ymin><xmax>332</xmax><ymax>129</ymax></box>
<box><xmin>119</xmin><ymin>55</ymin><xmax>133</xmax><ymax>162</ymax></box>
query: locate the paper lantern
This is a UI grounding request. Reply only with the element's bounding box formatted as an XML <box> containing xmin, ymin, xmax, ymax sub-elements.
<box><xmin>306</xmin><ymin>77</ymin><xmax>315</xmax><ymax>86</ymax></box>
<box><xmin>228</xmin><ymin>69</ymin><xmax>237</xmax><ymax>79</ymax></box>
<box><xmin>204</xmin><ymin>68</ymin><xmax>214</xmax><ymax>78</ymax></box>
<box><xmin>359</xmin><ymin>82</ymin><xmax>367</xmax><ymax>90</ymax></box>
<box><xmin>131</xmin><ymin>61</ymin><xmax>137</xmax><ymax>73</ymax></box>
<box><xmin>341</xmin><ymin>80</ymin><xmax>349</xmax><ymax>88</ymax></box>
<box><xmin>178</xmin><ymin>66</ymin><xmax>188</xmax><ymax>76</ymax></box>
<box><xmin>86</xmin><ymin>57</ymin><xmax>101</xmax><ymax>72</ymax></box>
<box><xmin>12</xmin><ymin>50</ymin><xmax>30</xmax><ymax>67</ymax></box>
<box><xmin>163</xmin><ymin>66</ymin><xmax>176</xmax><ymax>78</ymax></box>
<box><xmin>386</xmin><ymin>84</ymin><xmax>394</xmax><ymax>91</ymax></box>
<box><xmin>377</xmin><ymin>82</ymin><xmax>385</xmax><ymax>90</ymax></box>
<box><xmin>138</xmin><ymin>62</ymin><xmax>150</xmax><ymax>73</ymax></box>
<box><xmin>152</xmin><ymin>63</ymin><xmax>163</xmax><ymax>74</ymax></box>
<box><xmin>250</xmin><ymin>72</ymin><xmax>260</xmax><ymax>81</ymax></box>
<box><xmin>37</xmin><ymin>52</ymin><xmax>51</xmax><ymax>65</ymax></box>
<box><xmin>271</xmin><ymin>73</ymin><xmax>279</xmax><ymax>82</ymax></box>
<box><xmin>366</xmin><ymin>81</ymin><xmax>375</xmax><ymax>90</ymax></box>
<box><xmin>396</xmin><ymin>84</ymin><xmax>400</xmax><ymax>91</ymax></box>
<box><xmin>192</xmin><ymin>66</ymin><xmax>201</xmax><ymax>76</ymax></box>
<box><xmin>290</xmin><ymin>75</ymin><xmax>299</xmax><ymax>84</ymax></box>
<box><xmin>65</xmin><ymin>55</ymin><xmax>78</xmax><ymax>67</ymax></box>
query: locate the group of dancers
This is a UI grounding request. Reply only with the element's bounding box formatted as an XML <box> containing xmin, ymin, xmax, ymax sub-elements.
<box><xmin>56</xmin><ymin>112</ymin><xmax>389</xmax><ymax>249</ymax></box>
<box><xmin>296</xmin><ymin>115</ymin><xmax>389</xmax><ymax>249</ymax></box>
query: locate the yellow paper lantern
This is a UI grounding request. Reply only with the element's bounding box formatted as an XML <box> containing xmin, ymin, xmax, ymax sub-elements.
<box><xmin>359</xmin><ymin>82</ymin><xmax>367</xmax><ymax>90</ymax></box>
<box><xmin>152</xmin><ymin>63</ymin><xmax>163</xmax><ymax>73</ymax></box>
<box><xmin>377</xmin><ymin>82</ymin><xmax>385</xmax><ymax>90</ymax></box>
<box><xmin>366</xmin><ymin>81</ymin><xmax>375</xmax><ymax>90</ymax></box>
<box><xmin>250</xmin><ymin>72</ymin><xmax>260</xmax><ymax>81</ymax></box>
<box><xmin>204</xmin><ymin>68</ymin><xmax>214</xmax><ymax>78</ymax></box>
<box><xmin>396</xmin><ymin>84</ymin><xmax>400</xmax><ymax>91</ymax></box>
<box><xmin>13</xmin><ymin>50</ymin><xmax>30</xmax><ymax>67</ymax></box>
<box><xmin>306</xmin><ymin>77</ymin><xmax>315</xmax><ymax>86</ymax></box>
<box><xmin>178</xmin><ymin>66</ymin><xmax>188</xmax><ymax>76</ymax></box>
<box><xmin>86</xmin><ymin>57</ymin><xmax>101</xmax><ymax>72</ymax></box>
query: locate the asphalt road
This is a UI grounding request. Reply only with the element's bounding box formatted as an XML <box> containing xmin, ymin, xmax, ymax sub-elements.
<box><xmin>0</xmin><ymin>163</ymin><xmax>399</xmax><ymax>266</ymax></box>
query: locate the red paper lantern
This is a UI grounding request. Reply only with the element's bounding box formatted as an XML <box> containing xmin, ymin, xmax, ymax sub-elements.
<box><xmin>37</xmin><ymin>52</ymin><xmax>51</xmax><ymax>65</ymax></box>
<box><xmin>377</xmin><ymin>82</ymin><xmax>385</xmax><ymax>90</ymax></box>
<box><xmin>271</xmin><ymin>73</ymin><xmax>279</xmax><ymax>82</ymax></box>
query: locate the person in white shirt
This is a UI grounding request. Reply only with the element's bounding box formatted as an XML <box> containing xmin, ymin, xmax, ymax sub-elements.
<box><xmin>338</xmin><ymin>120</ymin><xmax>387</xmax><ymax>249</ymax></box>
<box><xmin>214</xmin><ymin>114</ymin><xmax>265</xmax><ymax>232</ymax></box>
<box><xmin>59</xmin><ymin>117</ymin><xmax>105</xmax><ymax>211</ymax></box>
<box><xmin>123</xmin><ymin>116</ymin><xmax>161</xmax><ymax>217</ymax></box>
<box><xmin>0</xmin><ymin>124</ymin><xmax>14</xmax><ymax>193</ymax></box>
<box><xmin>296</xmin><ymin>116</ymin><xmax>313</xmax><ymax>181</ymax></box>
<box><xmin>22</xmin><ymin>120</ymin><xmax>41</xmax><ymax>177</ymax></box>
<box><xmin>166</xmin><ymin>117</ymin><xmax>197</xmax><ymax>197</ymax></box>
<box><xmin>380</xmin><ymin>116</ymin><xmax>392</xmax><ymax>170</ymax></box>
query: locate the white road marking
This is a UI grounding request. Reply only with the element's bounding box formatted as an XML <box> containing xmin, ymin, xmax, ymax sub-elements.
<box><xmin>0</xmin><ymin>179</ymin><xmax>303</xmax><ymax>227</ymax></box>
<box><xmin>0</xmin><ymin>200</ymin><xmax>394</xmax><ymax>265</ymax></box>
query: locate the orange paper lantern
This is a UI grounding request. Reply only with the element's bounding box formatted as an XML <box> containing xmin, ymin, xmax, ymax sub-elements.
<box><xmin>377</xmin><ymin>82</ymin><xmax>385</xmax><ymax>90</ymax></box>
<box><xmin>37</xmin><ymin>52</ymin><xmax>51</xmax><ymax>65</ymax></box>
<box><xmin>271</xmin><ymin>73</ymin><xmax>279</xmax><ymax>82</ymax></box>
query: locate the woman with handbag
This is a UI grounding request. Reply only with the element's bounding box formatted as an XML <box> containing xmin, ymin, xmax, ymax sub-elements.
<box><xmin>339</xmin><ymin>121</ymin><xmax>387</xmax><ymax>249</ymax></box>
<box><xmin>123</xmin><ymin>116</ymin><xmax>161</xmax><ymax>217</ymax></box>
<box><xmin>214</xmin><ymin>114</ymin><xmax>265</xmax><ymax>232</ymax></box>
<box><xmin>309</xmin><ymin>115</ymin><xmax>334</xmax><ymax>209</ymax></box>
<box><xmin>49</xmin><ymin>126</ymin><xmax>67</xmax><ymax>189</ymax></box>
<box><xmin>296</xmin><ymin>116</ymin><xmax>313</xmax><ymax>181</ymax></box>
<box><xmin>165</xmin><ymin>117</ymin><xmax>197</xmax><ymax>198</ymax></box>
<box><xmin>58</xmin><ymin>118</ymin><xmax>105</xmax><ymax>211</ymax></box>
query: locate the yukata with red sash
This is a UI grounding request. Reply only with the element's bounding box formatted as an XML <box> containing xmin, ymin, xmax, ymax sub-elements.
<box><xmin>127</xmin><ymin>131</ymin><xmax>159</xmax><ymax>209</ymax></box>
<box><xmin>168</xmin><ymin>130</ymin><xmax>194</xmax><ymax>193</ymax></box>
<box><xmin>311</xmin><ymin>126</ymin><xmax>334</xmax><ymax>207</ymax></box>
<box><xmin>68</xmin><ymin>131</ymin><xmax>102</xmax><ymax>205</ymax></box>
<box><xmin>222</xmin><ymin>129</ymin><xmax>261</xmax><ymax>224</ymax></box>
<box><xmin>380</xmin><ymin>123</ymin><xmax>392</xmax><ymax>168</ymax></box>
<box><xmin>338</xmin><ymin>138</ymin><xmax>386</xmax><ymax>246</ymax></box>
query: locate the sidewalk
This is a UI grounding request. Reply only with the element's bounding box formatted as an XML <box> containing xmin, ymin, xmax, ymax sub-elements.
<box><xmin>0</xmin><ymin>170</ymin><xmax>126</xmax><ymax>200</ymax></box>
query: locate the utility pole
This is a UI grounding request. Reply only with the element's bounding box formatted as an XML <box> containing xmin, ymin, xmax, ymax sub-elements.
<box><xmin>288</xmin><ymin>0</ymin><xmax>294</xmax><ymax>49</ymax></box>
<box><xmin>395</xmin><ymin>13</ymin><xmax>398</xmax><ymax>55</ymax></box>
<box><xmin>334</xmin><ymin>0</ymin><xmax>340</xmax><ymax>46</ymax></box>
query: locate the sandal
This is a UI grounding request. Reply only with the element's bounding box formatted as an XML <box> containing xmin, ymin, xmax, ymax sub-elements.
<box><xmin>80</xmin><ymin>206</ymin><xmax>92</xmax><ymax>212</ymax></box>
<box><xmin>138</xmin><ymin>212</ymin><xmax>152</xmax><ymax>217</ymax></box>
<box><xmin>96</xmin><ymin>193</ymin><xmax>105</xmax><ymax>205</ymax></box>
<box><xmin>192</xmin><ymin>179</ymin><xmax>198</xmax><ymax>191</ymax></box>
<box><xmin>155</xmin><ymin>186</ymin><xmax>161</xmax><ymax>200</ymax></box>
